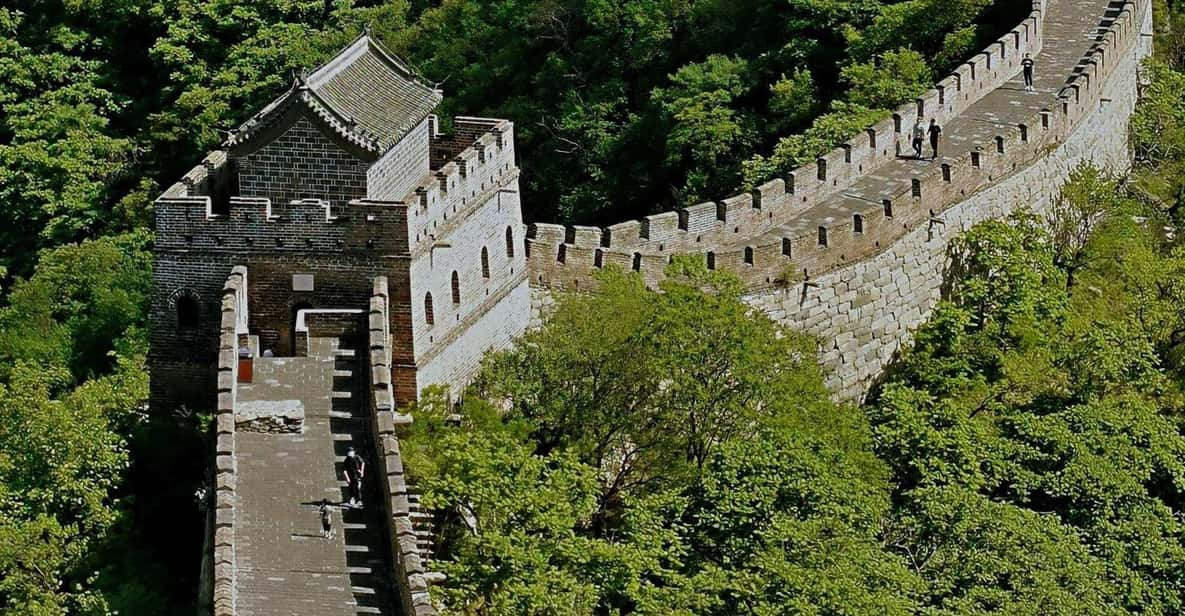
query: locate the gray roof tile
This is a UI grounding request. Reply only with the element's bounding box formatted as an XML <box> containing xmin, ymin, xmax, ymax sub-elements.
<box><xmin>226</xmin><ymin>34</ymin><xmax>441</xmax><ymax>156</ymax></box>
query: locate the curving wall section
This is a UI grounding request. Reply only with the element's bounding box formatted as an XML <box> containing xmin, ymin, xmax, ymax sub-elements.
<box><xmin>524</xmin><ymin>0</ymin><xmax>1152</xmax><ymax>400</ymax></box>
<box><xmin>525</xmin><ymin>0</ymin><xmax>1049</xmax><ymax>290</ymax></box>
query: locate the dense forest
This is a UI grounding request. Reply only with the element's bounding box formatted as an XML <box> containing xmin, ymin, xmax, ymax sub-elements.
<box><xmin>2</xmin><ymin>0</ymin><xmax>1185</xmax><ymax>613</ymax></box>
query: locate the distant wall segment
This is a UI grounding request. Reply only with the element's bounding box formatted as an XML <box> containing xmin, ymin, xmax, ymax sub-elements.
<box><xmin>525</xmin><ymin>0</ymin><xmax>1152</xmax><ymax>400</ymax></box>
<box><xmin>525</xmin><ymin>1</ymin><xmax>1048</xmax><ymax>290</ymax></box>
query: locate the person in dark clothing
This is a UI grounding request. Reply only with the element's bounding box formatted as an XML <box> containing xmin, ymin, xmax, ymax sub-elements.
<box><xmin>319</xmin><ymin>499</ymin><xmax>335</xmax><ymax>539</ymax></box>
<box><xmin>928</xmin><ymin>119</ymin><xmax>942</xmax><ymax>159</ymax></box>
<box><xmin>343</xmin><ymin>446</ymin><xmax>366</xmax><ymax>507</ymax></box>
<box><xmin>1022</xmin><ymin>53</ymin><xmax>1035</xmax><ymax>92</ymax></box>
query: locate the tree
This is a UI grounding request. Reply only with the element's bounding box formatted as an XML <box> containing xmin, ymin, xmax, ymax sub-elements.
<box><xmin>769</xmin><ymin>68</ymin><xmax>819</xmax><ymax>131</ymax></box>
<box><xmin>656</xmin><ymin>55</ymin><xmax>757</xmax><ymax>203</ymax></box>
<box><xmin>870</xmin><ymin>171</ymin><xmax>1185</xmax><ymax>613</ymax></box>
<box><xmin>0</xmin><ymin>232</ymin><xmax>151</xmax><ymax>384</ymax></box>
<box><xmin>477</xmin><ymin>264</ymin><xmax>839</xmax><ymax>511</ymax></box>
<box><xmin>842</xmin><ymin>47</ymin><xmax>931</xmax><ymax>109</ymax></box>
<box><xmin>0</xmin><ymin>357</ymin><xmax>145</xmax><ymax>615</ymax></box>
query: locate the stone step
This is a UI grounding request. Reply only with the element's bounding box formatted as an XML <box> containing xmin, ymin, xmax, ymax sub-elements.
<box><xmin>333</xmin><ymin>348</ymin><xmax>357</xmax><ymax>358</ymax></box>
<box><xmin>331</xmin><ymin>390</ymin><xmax>353</xmax><ymax>399</ymax></box>
<box><xmin>333</xmin><ymin>369</ymin><xmax>354</xmax><ymax>377</ymax></box>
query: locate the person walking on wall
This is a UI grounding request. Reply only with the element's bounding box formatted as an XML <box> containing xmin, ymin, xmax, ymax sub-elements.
<box><xmin>343</xmin><ymin>446</ymin><xmax>366</xmax><ymax>507</ymax></box>
<box><xmin>928</xmin><ymin>119</ymin><xmax>942</xmax><ymax>159</ymax></box>
<box><xmin>912</xmin><ymin>117</ymin><xmax>926</xmax><ymax>159</ymax></box>
<box><xmin>1022</xmin><ymin>53</ymin><xmax>1035</xmax><ymax>92</ymax></box>
<box><xmin>319</xmin><ymin>498</ymin><xmax>335</xmax><ymax>539</ymax></box>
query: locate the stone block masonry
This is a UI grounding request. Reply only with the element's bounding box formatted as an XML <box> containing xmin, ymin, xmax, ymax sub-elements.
<box><xmin>236</xmin><ymin>116</ymin><xmax>369</xmax><ymax>207</ymax></box>
<box><xmin>210</xmin><ymin>267</ymin><xmax>246</xmax><ymax>616</ymax></box>
<box><xmin>526</xmin><ymin>0</ymin><xmax>1048</xmax><ymax>291</ymax></box>
<box><xmin>152</xmin><ymin>116</ymin><xmax>523</xmax><ymax>410</ymax></box>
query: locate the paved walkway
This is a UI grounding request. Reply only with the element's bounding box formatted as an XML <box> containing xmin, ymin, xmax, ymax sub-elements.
<box><xmin>234</xmin><ymin>337</ymin><xmax>399</xmax><ymax>616</ymax></box>
<box><xmin>748</xmin><ymin>0</ymin><xmax>1124</xmax><ymax>243</ymax></box>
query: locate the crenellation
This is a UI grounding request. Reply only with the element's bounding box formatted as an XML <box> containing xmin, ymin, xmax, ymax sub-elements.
<box><xmin>567</xmin><ymin>225</ymin><xmax>602</xmax><ymax>246</ymax></box>
<box><xmin>681</xmin><ymin>201</ymin><xmax>722</xmax><ymax>234</ymax></box>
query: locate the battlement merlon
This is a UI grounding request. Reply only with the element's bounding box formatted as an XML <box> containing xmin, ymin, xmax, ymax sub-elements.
<box><xmin>525</xmin><ymin>0</ymin><xmax>1146</xmax><ymax>293</ymax></box>
<box><xmin>524</xmin><ymin>0</ymin><xmax>1147</xmax><ymax>292</ymax></box>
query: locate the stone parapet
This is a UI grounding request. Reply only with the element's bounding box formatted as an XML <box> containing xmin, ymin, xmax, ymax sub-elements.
<box><xmin>212</xmin><ymin>265</ymin><xmax>247</xmax><ymax>616</ymax></box>
<box><xmin>367</xmin><ymin>277</ymin><xmax>440</xmax><ymax>616</ymax></box>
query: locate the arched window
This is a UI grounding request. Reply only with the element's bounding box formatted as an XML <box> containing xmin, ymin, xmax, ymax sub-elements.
<box><xmin>481</xmin><ymin>247</ymin><xmax>490</xmax><ymax>278</ymax></box>
<box><xmin>505</xmin><ymin>227</ymin><xmax>515</xmax><ymax>258</ymax></box>
<box><xmin>451</xmin><ymin>271</ymin><xmax>461</xmax><ymax>305</ymax></box>
<box><xmin>743</xmin><ymin>247</ymin><xmax>754</xmax><ymax>265</ymax></box>
<box><xmin>424</xmin><ymin>293</ymin><xmax>435</xmax><ymax>326</ymax></box>
<box><xmin>176</xmin><ymin>295</ymin><xmax>200</xmax><ymax>329</ymax></box>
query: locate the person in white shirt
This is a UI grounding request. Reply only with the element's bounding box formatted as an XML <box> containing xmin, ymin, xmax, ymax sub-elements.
<box><xmin>912</xmin><ymin>118</ymin><xmax>926</xmax><ymax>159</ymax></box>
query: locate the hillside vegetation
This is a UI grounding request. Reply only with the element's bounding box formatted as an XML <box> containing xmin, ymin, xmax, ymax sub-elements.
<box><xmin>3</xmin><ymin>0</ymin><xmax>1183</xmax><ymax>613</ymax></box>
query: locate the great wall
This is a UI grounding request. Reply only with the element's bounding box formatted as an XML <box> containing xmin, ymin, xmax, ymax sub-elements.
<box><xmin>150</xmin><ymin>0</ymin><xmax>1155</xmax><ymax>612</ymax></box>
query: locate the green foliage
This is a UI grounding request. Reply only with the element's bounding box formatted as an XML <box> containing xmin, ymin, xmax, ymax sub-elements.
<box><xmin>893</xmin><ymin>487</ymin><xmax>1119</xmax><ymax>614</ymax></box>
<box><xmin>842</xmin><ymin>47</ymin><xmax>932</xmax><ymax>109</ymax></box>
<box><xmin>870</xmin><ymin>167</ymin><xmax>1185</xmax><ymax>613</ymax></box>
<box><xmin>656</xmin><ymin>55</ymin><xmax>758</xmax><ymax>204</ymax></box>
<box><xmin>1130</xmin><ymin>61</ymin><xmax>1185</xmax><ymax>215</ymax></box>
<box><xmin>477</xmin><ymin>266</ymin><xmax>839</xmax><ymax>497</ymax></box>
<box><xmin>409</xmin><ymin>268</ymin><xmax>904</xmax><ymax>613</ymax></box>
<box><xmin>0</xmin><ymin>0</ymin><xmax>1079</xmax><ymax>610</ymax></box>
<box><xmin>742</xmin><ymin>102</ymin><xmax>887</xmax><ymax>189</ymax></box>
<box><xmin>0</xmin><ymin>8</ymin><xmax>136</xmax><ymax>277</ymax></box>
<box><xmin>0</xmin><ymin>232</ymin><xmax>152</xmax><ymax>383</ymax></box>
<box><xmin>0</xmin><ymin>356</ymin><xmax>146</xmax><ymax>615</ymax></box>
<box><xmin>769</xmin><ymin>68</ymin><xmax>819</xmax><ymax>131</ymax></box>
<box><xmin>846</xmin><ymin>0</ymin><xmax>997</xmax><ymax>68</ymax></box>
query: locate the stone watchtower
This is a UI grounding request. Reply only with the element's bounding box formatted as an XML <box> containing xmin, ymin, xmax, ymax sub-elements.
<box><xmin>151</xmin><ymin>33</ymin><xmax>530</xmax><ymax>411</ymax></box>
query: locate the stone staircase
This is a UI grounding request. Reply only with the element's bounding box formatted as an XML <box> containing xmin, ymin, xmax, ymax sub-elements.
<box><xmin>406</xmin><ymin>492</ymin><xmax>436</xmax><ymax>567</ymax></box>
<box><xmin>328</xmin><ymin>339</ymin><xmax>401</xmax><ymax>616</ymax></box>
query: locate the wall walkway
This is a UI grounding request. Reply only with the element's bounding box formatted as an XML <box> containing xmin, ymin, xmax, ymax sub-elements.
<box><xmin>232</xmin><ymin>336</ymin><xmax>400</xmax><ymax>615</ymax></box>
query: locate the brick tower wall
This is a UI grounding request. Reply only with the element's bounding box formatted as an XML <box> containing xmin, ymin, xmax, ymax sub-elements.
<box><xmin>234</xmin><ymin>115</ymin><xmax>369</xmax><ymax>207</ymax></box>
<box><xmin>152</xmin><ymin>157</ymin><xmax>416</xmax><ymax>410</ymax></box>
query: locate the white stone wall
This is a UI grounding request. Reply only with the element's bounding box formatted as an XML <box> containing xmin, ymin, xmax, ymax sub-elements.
<box><xmin>410</xmin><ymin>180</ymin><xmax>530</xmax><ymax>398</ymax></box>
<box><xmin>744</xmin><ymin>16</ymin><xmax>1148</xmax><ymax>401</ymax></box>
